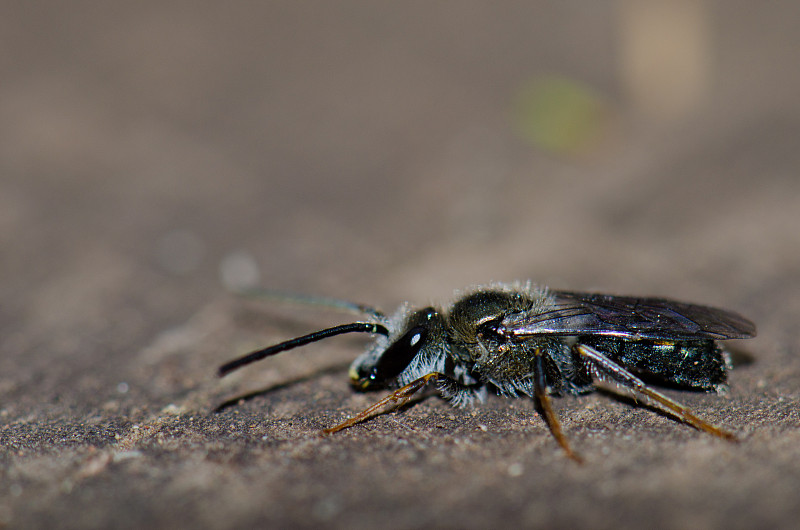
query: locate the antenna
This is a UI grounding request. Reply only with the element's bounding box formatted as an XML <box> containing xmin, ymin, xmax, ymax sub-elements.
<box><xmin>218</xmin><ymin>322</ymin><xmax>389</xmax><ymax>376</ymax></box>
<box><xmin>234</xmin><ymin>288</ymin><xmax>387</xmax><ymax>322</ymax></box>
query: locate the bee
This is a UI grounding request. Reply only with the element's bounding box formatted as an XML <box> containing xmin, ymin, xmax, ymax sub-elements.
<box><xmin>219</xmin><ymin>282</ymin><xmax>756</xmax><ymax>461</ymax></box>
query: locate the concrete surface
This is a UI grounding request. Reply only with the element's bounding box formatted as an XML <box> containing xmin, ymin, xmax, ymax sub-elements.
<box><xmin>2</xmin><ymin>2</ymin><xmax>799</xmax><ymax>529</ymax></box>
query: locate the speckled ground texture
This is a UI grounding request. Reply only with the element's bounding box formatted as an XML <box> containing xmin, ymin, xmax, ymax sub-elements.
<box><xmin>2</xmin><ymin>2</ymin><xmax>800</xmax><ymax>529</ymax></box>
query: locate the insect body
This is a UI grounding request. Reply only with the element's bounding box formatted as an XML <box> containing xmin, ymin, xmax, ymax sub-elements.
<box><xmin>219</xmin><ymin>282</ymin><xmax>756</xmax><ymax>461</ymax></box>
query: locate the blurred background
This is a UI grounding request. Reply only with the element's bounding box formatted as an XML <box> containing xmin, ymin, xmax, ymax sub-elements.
<box><xmin>1</xmin><ymin>1</ymin><xmax>799</xmax><ymax>528</ymax></box>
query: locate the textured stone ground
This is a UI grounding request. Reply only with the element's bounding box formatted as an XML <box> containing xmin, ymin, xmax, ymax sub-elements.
<box><xmin>2</xmin><ymin>3</ymin><xmax>799</xmax><ymax>528</ymax></box>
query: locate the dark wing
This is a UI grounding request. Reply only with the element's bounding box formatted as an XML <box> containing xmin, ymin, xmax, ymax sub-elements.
<box><xmin>504</xmin><ymin>290</ymin><xmax>756</xmax><ymax>341</ymax></box>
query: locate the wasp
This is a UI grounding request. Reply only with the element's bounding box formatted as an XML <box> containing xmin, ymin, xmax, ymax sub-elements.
<box><xmin>219</xmin><ymin>282</ymin><xmax>756</xmax><ymax>461</ymax></box>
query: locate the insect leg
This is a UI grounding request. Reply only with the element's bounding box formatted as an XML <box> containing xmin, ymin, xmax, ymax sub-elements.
<box><xmin>322</xmin><ymin>373</ymin><xmax>444</xmax><ymax>434</ymax></box>
<box><xmin>575</xmin><ymin>344</ymin><xmax>736</xmax><ymax>441</ymax></box>
<box><xmin>533</xmin><ymin>349</ymin><xmax>583</xmax><ymax>463</ymax></box>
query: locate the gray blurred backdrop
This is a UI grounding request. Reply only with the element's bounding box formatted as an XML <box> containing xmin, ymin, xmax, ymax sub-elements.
<box><xmin>1</xmin><ymin>2</ymin><xmax>799</xmax><ymax>528</ymax></box>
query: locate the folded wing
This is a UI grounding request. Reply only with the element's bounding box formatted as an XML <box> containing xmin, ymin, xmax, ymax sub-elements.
<box><xmin>504</xmin><ymin>290</ymin><xmax>756</xmax><ymax>340</ymax></box>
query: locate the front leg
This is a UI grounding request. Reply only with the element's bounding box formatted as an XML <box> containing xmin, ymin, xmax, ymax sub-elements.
<box><xmin>322</xmin><ymin>372</ymin><xmax>447</xmax><ymax>434</ymax></box>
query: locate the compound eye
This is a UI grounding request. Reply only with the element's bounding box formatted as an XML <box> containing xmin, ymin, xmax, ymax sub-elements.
<box><xmin>369</xmin><ymin>326</ymin><xmax>428</xmax><ymax>383</ymax></box>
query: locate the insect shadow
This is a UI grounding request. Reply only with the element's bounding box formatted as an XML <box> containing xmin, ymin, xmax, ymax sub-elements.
<box><xmin>217</xmin><ymin>283</ymin><xmax>756</xmax><ymax>462</ymax></box>
<box><xmin>214</xmin><ymin>361</ymin><xmax>351</xmax><ymax>413</ymax></box>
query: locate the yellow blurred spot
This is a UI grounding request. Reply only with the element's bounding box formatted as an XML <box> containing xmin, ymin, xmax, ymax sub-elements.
<box><xmin>513</xmin><ymin>76</ymin><xmax>609</xmax><ymax>156</ymax></box>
